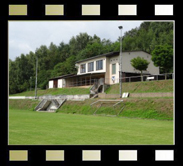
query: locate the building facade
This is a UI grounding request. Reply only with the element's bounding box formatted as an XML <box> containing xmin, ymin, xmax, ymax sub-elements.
<box><xmin>48</xmin><ymin>51</ymin><xmax>159</xmax><ymax>88</ymax></box>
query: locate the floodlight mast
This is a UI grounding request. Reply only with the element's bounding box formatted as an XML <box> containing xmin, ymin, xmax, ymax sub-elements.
<box><xmin>35</xmin><ymin>56</ymin><xmax>38</xmax><ymax>99</ymax></box>
<box><xmin>118</xmin><ymin>26</ymin><xmax>123</xmax><ymax>98</ymax></box>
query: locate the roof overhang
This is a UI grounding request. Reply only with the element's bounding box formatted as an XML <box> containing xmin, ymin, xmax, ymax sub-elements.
<box><xmin>75</xmin><ymin>52</ymin><xmax>119</xmax><ymax>63</ymax></box>
<box><xmin>49</xmin><ymin>74</ymin><xmax>76</xmax><ymax>80</ymax></box>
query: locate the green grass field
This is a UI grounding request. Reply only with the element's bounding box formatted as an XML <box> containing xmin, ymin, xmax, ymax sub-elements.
<box><xmin>9</xmin><ymin>108</ymin><xmax>173</xmax><ymax>145</ymax></box>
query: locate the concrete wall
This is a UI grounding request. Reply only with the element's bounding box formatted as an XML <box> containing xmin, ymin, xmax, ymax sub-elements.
<box><xmin>98</xmin><ymin>92</ymin><xmax>173</xmax><ymax>98</ymax></box>
<box><xmin>129</xmin><ymin>92</ymin><xmax>173</xmax><ymax>98</ymax></box>
<box><xmin>39</xmin><ymin>94</ymin><xmax>90</xmax><ymax>100</ymax></box>
<box><xmin>98</xmin><ymin>93</ymin><xmax>120</xmax><ymax>98</ymax></box>
<box><xmin>9</xmin><ymin>94</ymin><xmax>90</xmax><ymax>100</ymax></box>
<box><xmin>9</xmin><ymin>96</ymin><xmax>26</xmax><ymax>99</ymax></box>
<box><xmin>49</xmin><ymin>80</ymin><xmax>53</xmax><ymax>88</ymax></box>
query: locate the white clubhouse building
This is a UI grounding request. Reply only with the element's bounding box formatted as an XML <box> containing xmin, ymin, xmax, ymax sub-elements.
<box><xmin>48</xmin><ymin>51</ymin><xmax>159</xmax><ymax>88</ymax></box>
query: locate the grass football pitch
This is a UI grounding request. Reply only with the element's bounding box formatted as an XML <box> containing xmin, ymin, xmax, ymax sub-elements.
<box><xmin>9</xmin><ymin>108</ymin><xmax>173</xmax><ymax>145</ymax></box>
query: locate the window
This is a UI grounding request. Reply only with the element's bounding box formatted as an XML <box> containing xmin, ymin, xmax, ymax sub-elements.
<box><xmin>80</xmin><ymin>64</ymin><xmax>86</xmax><ymax>73</ymax></box>
<box><xmin>112</xmin><ymin>64</ymin><xmax>116</xmax><ymax>74</ymax></box>
<box><xmin>88</xmin><ymin>62</ymin><xmax>94</xmax><ymax>72</ymax></box>
<box><xmin>96</xmin><ymin>60</ymin><xmax>103</xmax><ymax>70</ymax></box>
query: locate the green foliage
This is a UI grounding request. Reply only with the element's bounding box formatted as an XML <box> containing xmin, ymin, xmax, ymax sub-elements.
<box><xmin>130</xmin><ymin>56</ymin><xmax>150</xmax><ymax>81</ymax></box>
<box><xmin>151</xmin><ymin>45</ymin><xmax>173</xmax><ymax>73</ymax></box>
<box><xmin>131</xmin><ymin>56</ymin><xmax>150</xmax><ymax>72</ymax></box>
<box><xmin>122</xmin><ymin>22</ymin><xmax>173</xmax><ymax>53</ymax></box>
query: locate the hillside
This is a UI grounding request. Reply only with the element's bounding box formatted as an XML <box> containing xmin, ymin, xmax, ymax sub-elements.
<box><xmin>105</xmin><ymin>80</ymin><xmax>173</xmax><ymax>94</ymax></box>
<box><xmin>9</xmin><ymin>86</ymin><xmax>91</xmax><ymax>96</ymax></box>
<box><xmin>9</xmin><ymin>79</ymin><xmax>173</xmax><ymax>96</ymax></box>
<box><xmin>9</xmin><ymin>98</ymin><xmax>173</xmax><ymax>120</ymax></box>
<box><xmin>58</xmin><ymin>98</ymin><xmax>173</xmax><ymax>120</ymax></box>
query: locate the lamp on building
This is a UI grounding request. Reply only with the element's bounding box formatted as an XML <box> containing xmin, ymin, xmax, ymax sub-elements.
<box><xmin>118</xmin><ymin>26</ymin><xmax>123</xmax><ymax>98</ymax></box>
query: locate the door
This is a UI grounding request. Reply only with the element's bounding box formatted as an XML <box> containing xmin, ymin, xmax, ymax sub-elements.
<box><xmin>53</xmin><ymin>79</ymin><xmax>58</xmax><ymax>88</ymax></box>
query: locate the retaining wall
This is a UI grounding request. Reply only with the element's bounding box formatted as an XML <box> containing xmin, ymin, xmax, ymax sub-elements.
<box><xmin>9</xmin><ymin>94</ymin><xmax>90</xmax><ymax>100</ymax></box>
<box><xmin>98</xmin><ymin>93</ymin><xmax>120</xmax><ymax>98</ymax></box>
<box><xmin>129</xmin><ymin>92</ymin><xmax>173</xmax><ymax>98</ymax></box>
<box><xmin>98</xmin><ymin>92</ymin><xmax>173</xmax><ymax>98</ymax></box>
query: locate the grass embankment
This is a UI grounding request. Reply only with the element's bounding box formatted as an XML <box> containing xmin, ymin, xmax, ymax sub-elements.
<box><xmin>105</xmin><ymin>79</ymin><xmax>173</xmax><ymax>94</ymax></box>
<box><xmin>9</xmin><ymin>97</ymin><xmax>173</xmax><ymax>121</ymax></box>
<box><xmin>9</xmin><ymin>103</ymin><xmax>173</xmax><ymax>145</ymax></box>
<box><xmin>9</xmin><ymin>99</ymin><xmax>40</xmax><ymax>111</ymax></box>
<box><xmin>9</xmin><ymin>87</ymin><xmax>90</xmax><ymax>96</ymax></box>
<box><xmin>58</xmin><ymin>98</ymin><xmax>173</xmax><ymax>120</ymax></box>
<box><xmin>9</xmin><ymin>80</ymin><xmax>173</xmax><ymax>96</ymax></box>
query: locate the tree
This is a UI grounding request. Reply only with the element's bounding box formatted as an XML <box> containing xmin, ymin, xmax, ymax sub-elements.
<box><xmin>130</xmin><ymin>57</ymin><xmax>150</xmax><ymax>81</ymax></box>
<box><xmin>9</xmin><ymin>22</ymin><xmax>173</xmax><ymax>94</ymax></box>
<box><xmin>151</xmin><ymin>45</ymin><xmax>173</xmax><ymax>79</ymax></box>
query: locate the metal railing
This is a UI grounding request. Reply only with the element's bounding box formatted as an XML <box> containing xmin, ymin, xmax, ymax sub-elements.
<box><xmin>90</xmin><ymin>99</ymin><xmax>125</xmax><ymax>116</ymax></box>
<box><xmin>104</xmin><ymin>73</ymin><xmax>174</xmax><ymax>84</ymax></box>
<box><xmin>51</xmin><ymin>73</ymin><xmax>174</xmax><ymax>88</ymax></box>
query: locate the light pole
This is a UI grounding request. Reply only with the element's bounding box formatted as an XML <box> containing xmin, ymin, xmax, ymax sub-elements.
<box><xmin>118</xmin><ymin>26</ymin><xmax>123</xmax><ymax>98</ymax></box>
<box><xmin>30</xmin><ymin>76</ymin><xmax>32</xmax><ymax>91</ymax></box>
<box><xmin>35</xmin><ymin>56</ymin><xmax>38</xmax><ymax>99</ymax></box>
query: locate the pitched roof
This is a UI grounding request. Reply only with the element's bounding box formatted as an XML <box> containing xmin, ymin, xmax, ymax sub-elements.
<box><xmin>75</xmin><ymin>52</ymin><xmax>119</xmax><ymax>63</ymax></box>
<box><xmin>75</xmin><ymin>50</ymin><xmax>150</xmax><ymax>63</ymax></box>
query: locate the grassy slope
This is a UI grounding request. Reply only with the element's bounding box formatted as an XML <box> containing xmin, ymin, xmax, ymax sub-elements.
<box><xmin>105</xmin><ymin>80</ymin><xmax>173</xmax><ymax>94</ymax></box>
<box><xmin>58</xmin><ymin>98</ymin><xmax>173</xmax><ymax>120</ymax></box>
<box><xmin>9</xmin><ymin>80</ymin><xmax>173</xmax><ymax>96</ymax></box>
<box><xmin>9</xmin><ymin>98</ymin><xmax>173</xmax><ymax>120</ymax></box>
<box><xmin>9</xmin><ymin>108</ymin><xmax>173</xmax><ymax>145</ymax></box>
<box><xmin>9</xmin><ymin>87</ymin><xmax>90</xmax><ymax>96</ymax></box>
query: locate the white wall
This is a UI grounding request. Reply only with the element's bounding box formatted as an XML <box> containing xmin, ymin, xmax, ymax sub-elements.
<box><xmin>58</xmin><ymin>79</ymin><xmax>62</xmax><ymax>88</ymax></box>
<box><xmin>108</xmin><ymin>57</ymin><xmax>120</xmax><ymax>84</ymax></box>
<box><xmin>76</xmin><ymin>56</ymin><xmax>106</xmax><ymax>75</ymax></box>
<box><xmin>106</xmin><ymin>51</ymin><xmax>159</xmax><ymax>84</ymax></box>
<box><xmin>76</xmin><ymin>51</ymin><xmax>159</xmax><ymax>78</ymax></box>
<box><xmin>121</xmin><ymin>51</ymin><xmax>159</xmax><ymax>74</ymax></box>
<box><xmin>49</xmin><ymin>80</ymin><xmax>53</xmax><ymax>89</ymax></box>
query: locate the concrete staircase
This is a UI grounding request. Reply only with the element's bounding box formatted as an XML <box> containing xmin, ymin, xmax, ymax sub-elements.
<box><xmin>90</xmin><ymin>78</ymin><xmax>105</xmax><ymax>95</ymax></box>
<box><xmin>35</xmin><ymin>99</ymin><xmax>66</xmax><ymax>112</ymax></box>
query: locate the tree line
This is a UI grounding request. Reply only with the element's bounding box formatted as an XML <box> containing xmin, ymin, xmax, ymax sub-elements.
<box><xmin>9</xmin><ymin>22</ymin><xmax>173</xmax><ymax>94</ymax></box>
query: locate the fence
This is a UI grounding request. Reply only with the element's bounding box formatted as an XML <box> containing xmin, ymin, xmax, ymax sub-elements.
<box><xmin>52</xmin><ymin>73</ymin><xmax>174</xmax><ymax>88</ymax></box>
<box><xmin>106</xmin><ymin>73</ymin><xmax>174</xmax><ymax>83</ymax></box>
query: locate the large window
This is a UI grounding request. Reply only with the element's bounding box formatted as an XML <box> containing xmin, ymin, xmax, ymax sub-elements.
<box><xmin>80</xmin><ymin>64</ymin><xmax>86</xmax><ymax>73</ymax></box>
<box><xmin>112</xmin><ymin>64</ymin><xmax>116</xmax><ymax>74</ymax></box>
<box><xmin>96</xmin><ymin>60</ymin><xmax>103</xmax><ymax>70</ymax></box>
<box><xmin>88</xmin><ymin>62</ymin><xmax>94</xmax><ymax>72</ymax></box>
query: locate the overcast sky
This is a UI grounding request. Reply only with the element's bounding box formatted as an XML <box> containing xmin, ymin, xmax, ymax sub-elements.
<box><xmin>9</xmin><ymin>21</ymin><xmax>143</xmax><ymax>60</ymax></box>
